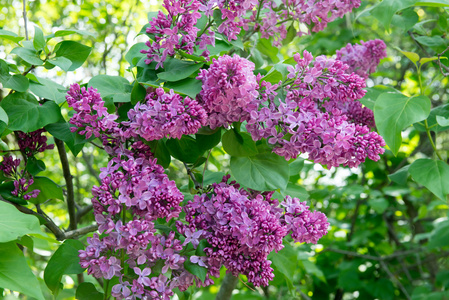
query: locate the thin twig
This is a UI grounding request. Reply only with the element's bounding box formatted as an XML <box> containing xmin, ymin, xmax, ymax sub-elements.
<box><xmin>55</xmin><ymin>138</ymin><xmax>77</xmax><ymax>231</ymax></box>
<box><xmin>23</xmin><ymin>0</ymin><xmax>28</xmax><ymax>40</ymax></box>
<box><xmin>437</xmin><ymin>46</ymin><xmax>449</xmax><ymax>76</ymax></box>
<box><xmin>183</xmin><ymin>162</ymin><xmax>201</xmax><ymax>190</ymax></box>
<box><xmin>76</xmin><ymin>204</ymin><xmax>94</xmax><ymax>223</ymax></box>
<box><xmin>64</xmin><ymin>224</ymin><xmax>98</xmax><ymax>239</ymax></box>
<box><xmin>379</xmin><ymin>260</ymin><xmax>411</xmax><ymax>300</ymax></box>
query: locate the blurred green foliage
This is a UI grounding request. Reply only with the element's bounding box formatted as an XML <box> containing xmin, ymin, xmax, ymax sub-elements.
<box><xmin>1</xmin><ymin>0</ymin><xmax>449</xmax><ymax>299</ymax></box>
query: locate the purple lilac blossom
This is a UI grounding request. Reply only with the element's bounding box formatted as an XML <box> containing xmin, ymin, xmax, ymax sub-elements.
<box><xmin>0</xmin><ymin>156</ymin><xmax>40</xmax><ymax>201</ymax></box>
<box><xmin>197</xmin><ymin>54</ymin><xmax>259</xmax><ymax>129</ymax></box>
<box><xmin>336</xmin><ymin>39</ymin><xmax>387</xmax><ymax>79</ymax></box>
<box><xmin>141</xmin><ymin>0</ymin><xmax>206</xmax><ymax>68</ymax></box>
<box><xmin>180</xmin><ymin>175</ymin><xmax>329</xmax><ymax>287</ymax></box>
<box><xmin>17</xmin><ymin>129</ymin><xmax>54</xmax><ymax>157</ymax></box>
<box><xmin>122</xmin><ymin>87</ymin><xmax>208</xmax><ymax>141</ymax></box>
<box><xmin>246</xmin><ymin>51</ymin><xmax>385</xmax><ymax>167</ymax></box>
<box><xmin>66</xmin><ymin>84</ymin><xmax>119</xmax><ymax>142</ymax></box>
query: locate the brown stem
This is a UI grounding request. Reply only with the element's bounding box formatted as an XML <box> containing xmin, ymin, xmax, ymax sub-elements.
<box><xmin>216</xmin><ymin>273</ymin><xmax>239</xmax><ymax>300</ymax></box>
<box><xmin>55</xmin><ymin>138</ymin><xmax>77</xmax><ymax>231</ymax></box>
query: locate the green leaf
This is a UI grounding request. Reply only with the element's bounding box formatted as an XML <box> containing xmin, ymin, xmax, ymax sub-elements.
<box><xmin>399</xmin><ymin>49</ymin><xmax>420</xmax><ymax>67</ymax></box>
<box><xmin>409</xmin><ymin>158</ymin><xmax>449</xmax><ymax>201</ymax></box>
<box><xmin>0</xmin><ymin>182</ymin><xmax>27</xmax><ymax>205</ymax></box>
<box><xmin>391</xmin><ymin>8</ymin><xmax>419</xmax><ymax>32</ymax></box>
<box><xmin>53</xmin><ymin>29</ymin><xmax>95</xmax><ymax>38</ymax></box>
<box><xmin>11</xmin><ymin>47</ymin><xmax>44</xmax><ymax>65</ymax></box>
<box><xmin>75</xmin><ymin>282</ymin><xmax>104</xmax><ymax>300</ymax></box>
<box><xmin>0</xmin><ymin>201</ymin><xmax>42</xmax><ymax>243</ymax></box>
<box><xmin>45</xmin><ymin>121</ymin><xmax>86</xmax><ymax>156</ymax></box>
<box><xmin>289</xmin><ymin>158</ymin><xmax>305</xmax><ymax>177</ymax></box>
<box><xmin>29</xmin><ymin>77</ymin><xmax>67</xmax><ymax>104</ymax></box>
<box><xmin>0</xmin><ymin>241</ymin><xmax>45</xmax><ymax>300</ymax></box>
<box><xmin>4</xmin><ymin>74</ymin><xmax>29</xmax><ymax>92</ymax></box>
<box><xmin>33</xmin><ymin>26</ymin><xmax>45</xmax><ymax>51</ymax></box>
<box><xmin>371</xmin><ymin>0</ymin><xmax>415</xmax><ymax>29</ymax></box>
<box><xmin>54</xmin><ymin>41</ymin><xmax>92</xmax><ymax>71</ymax></box>
<box><xmin>184</xmin><ymin>260</ymin><xmax>208</xmax><ymax>282</ymax></box>
<box><xmin>0</xmin><ymin>29</ymin><xmax>24</xmax><ymax>43</ymax></box>
<box><xmin>125</xmin><ymin>43</ymin><xmax>146</xmax><ymax>69</ymax></box>
<box><xmin>0</xmin><ymin>107</ymin><xmax>8</xmax><ymax>125</ymax></box>
<box><xmin>148</xmin><ymin>139</ymin><xmax>171</xmax><ymax>168</ymax></box>
<box><xmin>0</xmin><ymin>92</ymin><xmax>62</xmax><ymax>132</ymax></box>
<box><xmin>279</xmin><ymin>183</ymin><xmax>309</xmax><ymax>200</ymax></box>
<box><xmin>26</xmin><ymin>157</ymin><xmax>46</xmax><ymax>176</ymax></box>
<box><xmin>360</xmin><ymin>86</ymin><xmax>400</xmax><ymax>110</ymax></box>
<box><xmin>268</xmin><ymin>243</ymin><xmax>297</xmax><ymax>288</ymax></box>
<box><xmin>157</xmin><ymin>58</ymin><xmax>204</xmax><ymax>82</ymax></box>
<box><xmin>368</xmin><ymin>197</ymin><xmax>389</xmax><ymax>213</ymax></box>
<box><xmin>27</xmin><ymin>176</ymin><xmax>64</xmax><ymax>204</ymax></box>
<box><xmin>428</xmin><ymin>220</ymin><xmax>449</xmax><ymax>248</ymax></box>
<box><xmin>374</xmin><ymin>93</ymin><xmax>431</xmax><ymax>155</ymax></box>
<box><xmin>89</xmin><ymin>75</ymin><xmax>131</xmax><ymax>103</ymax></box>
<box><xmin>196</xmin><ymin>128</ymin><xmax>222</xmax><ymax>152</ymax></box>
<box><xmin>414</xmin><ymin>36</ymin><xmax>448</xmax><ymax>47</ymax></box>
<box><xmin>230</xmin><ymin>153</ymin><xmax>289</xmax><ymax>191</ymax></box>
<box><xmin>131</xmin><ymin>81</ymin><xmax>147</xmax><ymax>105</ymax></box>
<box><xmin>222</xmin><ymin>130</ymin><xmax>258</xmax><ymax>157</ymax></box>
<box><xmin>44</xmin><ymin>239</ymin><xmax>86</xmax><ymax>295</ymax></box>
<box><xmin>302</xmin><ymin>260</ymin><xmax>326</xmax><ymax>282</ymax></box>
<box><xmin>419</xmin><ymin>56</ymin><xmax>441</xmax><ymax>65</ymax></box>
<box><xmin>166</xmin><ymin>136</ymin><xmax>204</xmax><ymax>164</ymax></box>
<box><xmin>47</xmin><ymin>56</ymin><xmax>72</xmax><ymax>72</ymax></box>
<box><xmin>388</xmin><ymin>165</ymin><xmax>410</xmax><ymax>185</ymax></box>
<box><xmin>436</xmin><ymin>115</ymin><xmax>449</xmax><ymax>126</ymax></box>
<box><xmin>164</xmin><ymin>77</ymin><xmax>202</xmax><ymax>98</ymax></box>
<box><xmin>414</xmin><ymin>104</ymin><xmax>449</xmax><ymax>132</ymax></box>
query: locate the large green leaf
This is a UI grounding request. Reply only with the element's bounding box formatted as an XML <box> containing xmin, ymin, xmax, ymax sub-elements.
<box><xmin>166</xmin><ymin>136</ymin><xmax>204</xmax><ymax>164</ymax></box>
<box><xmin>184</xmin><ymin>260</ymin><xmax>207</xmax><ymax>283</ymax></box>
<box><xmin>0</xmin><ymin>201</ymin><xmax>42</xmax><ymax>243</ymax></box>
<box><xmin>45</xmin><ymin>121</ymin><xmax>86</xmax><ymax>156</ymax></box>
<box><xmin>0</xmin><ymin>92</ymin><xmax>62</xmax><ymax>132</ymax></box>
<box><xmin>0</xmin><ymin>29</ymin><xmax>24</xmax><ymax>43</ymax></box>
<box><xmin>268</xmin><ymin>243</ymin><xmax>297</xmax><ymax>290</ymax></box>
<box><xmin>0</xmin><ymin>107</ymin><xmax>8</xmax><ymax>125</ymax></box>
<box><xmin>157</xmin><ymin>58</ymin><xmax>204</xmax><ymax>82</ymax></box>
<box><xmin>89</xmin><ymin>75</ymin><xmax>131</xmax><ymax>103</ymax></box>
<box><xmin>374</xmin><ymin>93</ymin><xmax>431</xmax><ymax>155</ymax></box>
<box><xmin>0</xmin><ymin>242</ymin><xmax>45</xmax><ymax>300</ymax></box>
<box><xmin>409</xmin><ymin>158</ymin><xmax>449</xmax><ymax>202</ymax></box>
<box><xmin>230</xmin><ymin>153</ymin><xmax>289</xmax><ymax>191</ymax></box>
<box><xmin>0</xmin><ymin>60</ymin><xmax>29</xmax><ymax>92</ymax></box>
<box><xmin>125</xmin><ymin>42</ymin><xmax>146</xmax><ymax>69</ymax></box>
<box><xmin>164</xmin><ymin>77</ymin><xmax>202</xmax><ymax>98</ymax></box>
<box><xmin>371</xmin><ymin>0</ymin><xmax>449</xmax><ymax>29</ymax></box>
<box><xmin>10</xmin><ymin>47</ymin><xmax>44</xmax><ymax>65</ymax></box>
<box><xmin>54</xmin><ymin>41</ymin><xmax>92</xmax><ymax>71</ymax></box>
<box><xmin>27</xmin><ymin>176</ymin><xmax>64</xmax><ymax>204</ymax></box>
<box><xmin>44</xmin><ymin>239</ymin><xmax>86</xmax><ymax>295</ymax></box>
<box><xmin>222</xmin><ymin>129</ymin><xmax>258</xmax><ymax>157</ymax></box>
<box><xmin>33</xmin><ymin>26</ymin><xmax>45</xmax><ymax>51</ymax></box>
<box><xmin>29</xmin><ymin>77</ymin><xmax>67</xmax><ymax>104</ymax></box>
<box><xmin>279</xmin><ymin>183</ymin><xmax>309</xmax><ymax>200</ymax></box>
<box><xmin>76</xmin><ymin>282</ymin><xmax>104</xmax><ymax>300</ymax></box>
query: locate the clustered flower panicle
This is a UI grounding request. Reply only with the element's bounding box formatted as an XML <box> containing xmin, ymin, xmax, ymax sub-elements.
<box><xmin>123</xmin><ymin>87</ymin><xmax>208</xmax><ymax>141</ymax></box>
<box><xmin>197</xmin><ymin>54</ymin><xmax>259</xmax><ymax>129</ymax></box>
<box><xmin>336</xmin><ymin>39</ymin><xmax>387</xmax><ymax>79</ymax></box>
<box><xmin>179</xmin><ymin>175</ymin><xmax>329</xmax><ymax>287</ymax></box>
<box><xmin>17</xmin><ymin>129</ymin><xmax>54</xmax><ymax>157</ymax></box>
<box><xmin>246</xmin><ymin>50</ymin><xmax>385</xmax><ymax>167</ymax></box>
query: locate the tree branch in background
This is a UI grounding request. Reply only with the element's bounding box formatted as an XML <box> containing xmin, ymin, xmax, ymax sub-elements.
<box><xmin>216</xmin><ymin>273</ymin><xmax>239</xmax><ymax>300</ymax></box>
<box><xmin>55</xmin><ymin>138</ymin><xmax>77</xmax><ymax>231</ymax></box>
<box><xmin>81</xmin><ymin>151</ymin><xmax>101</xmax><ymax>184</ymax></box>
<box><xmin>437</xmin><ymin>46</ymin><xmax>449</xmax><ymax>76</ymax></box>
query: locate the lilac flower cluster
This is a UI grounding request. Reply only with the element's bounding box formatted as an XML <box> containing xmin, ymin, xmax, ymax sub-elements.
<box><xmin>0</xmin><ymin>156</ymin><xmax>39</xmax><ymax>200</ymax></box>
<box><xmin>142</xmin><ymin>0</ymin><xmax>207</xmax><ymax>68</ymax></box>
<box><xmin>79</xmin><ymin>146</ymin><xmax>206</xmax><ymax>299</ymax></box>
<box><xmin>17</xmin><ymin>129</ymin><xmax>54</xmax><ymax>157</ymax></box>
<box><xmin>66</xmin><ymin>84</ymin><xmax>119</xmax><ymax>141</ymax></box>
<box><xmin>201</xmin><ymin>0</ymin><xmax>259</xmax><ymax>40</ymax></box>
<box><xmin>179</xmin><ymin>175</ymin><xmax>329</xmax><ymax>287</ymax></box>
<box><xmin>197</xmin><ymin>54</ymin><xmax>259</xmax><ymax>129</ymax></box>
<box><xmin>256</xmin><ymin>0</ymin><xmax>361</xmax><ymax>46</ymax></box>
<box><xmin>281</xmin><ymin>196</ymin><xmax>329</xmax><ymax>244</ymax></box>
<box><xmin>246</xmin><ymin>51</ymin><xmax>385</xmax><ymax>167</ymax></box>
<box><xmin>123</xmin><ymin>88</ymin><xmax>207</xmax><ymax>141</ymax></box>
<box><xmin>336</xmin><ymin>39</ymin><xmax>387</xmax><ymax>79</ymax></box>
